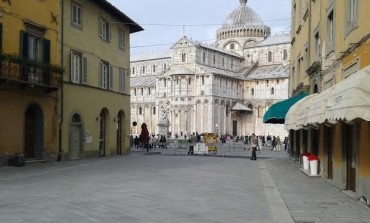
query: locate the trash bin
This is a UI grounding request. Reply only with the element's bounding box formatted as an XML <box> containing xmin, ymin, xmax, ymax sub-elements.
<box><xmin>9</xmin><ymin>155</ymin><xmax>25</xmax><ymax>167</ymax></box>
<box><xmin>188</xmin><ymin>146</ymin><xmax>194</xmax><ymax>155</ymax></box>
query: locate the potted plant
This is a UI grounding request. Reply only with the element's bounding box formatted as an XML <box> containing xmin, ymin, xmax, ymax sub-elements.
<box><xmin>308</xmin><ymin>155</ymin><xmax>319</xmax><ymax>176</ymax></box>
<box><xmin>301</xmin><ymin>152</ymin><xmax>311</xmax><ymax>170</ymax></box>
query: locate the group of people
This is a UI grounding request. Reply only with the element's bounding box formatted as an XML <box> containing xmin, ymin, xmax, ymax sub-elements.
<box><xmin>242</xmin><ymin>134</ymin><xmax>289</xmax><ymax>151</ymax></box>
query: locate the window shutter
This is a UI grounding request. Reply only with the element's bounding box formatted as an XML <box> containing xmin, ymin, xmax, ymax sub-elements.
<box><xmin>99</xmin><ymin>61</ymin><xmax>103</xmax><ymax>88</ymax></box>
<box><xmin>98</xmin><ymin>18</ymin><xmax>103</xmax><ymax>39</ymax></box>
<box><xmin>108</xmin><ymin>23</ymin><xmax>112</xmax><ymax>42</ymax></box>
<box><xmin>0</xmin><ymin>24</ymin><xmax>3</xmax><ymax>51</ymax></box>
<box><xmin>109</xmin><ymin>64</ymin><xmax>113</xmax><ymax>90</ymax></box>
<box><xmin>70</xmin><ymin>52</ymin><xmax>74</xmax><ymax>82</ymax></box>
<box><xmin>82</xmin><ymin>57</ymin><xmax>87</xmax><ymax>84</ymax></box>
<box><xmin>43</xmin><ymin>39</ymin><xmax>51</xmax><ymax>64</ymax></box>
<box><xmin>20</xmin><ymin>31</ymin><xmax>29</xmax><ymax>59</ymax></box>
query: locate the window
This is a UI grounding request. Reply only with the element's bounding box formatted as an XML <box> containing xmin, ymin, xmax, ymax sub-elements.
<box><xmin>283</xmin><ymin>49</ymin><xmax>288</xmax><ymax>61</ymax></box>
<box><xmin>230</xmin><ymin>43</ymin><xmax>235</xmax><ymax>50</ymax></box>
<box><xmin>201</xmin><ymin>76</ymin><xmax>205</xmax><ymax>85</ymax></box>
<box><xmin>134</xmin><ymin>89</ymin><xmax>137</xmax><ymax>96</ymax></box>
<box><xmin>267</xmin><ymin>51</ymin><xmax>273</xmax><ymax>63</ymax></box>
<box><xmin>119</xmin><ymin>68</ymin><xmax>126</xmax><ymax>93</ymax></box>
<box><xmin>251</xmin><ymin>88</ymin><xmax>254</xmax><ymax>95</ymax></box>
<box><xmin>231</xmin><ymin>60</ymin><xmax>234</xmax><ymax>69</ymax></box>
<box><xmin>163</xmin><ymin>63</ymin><xmax>167</xmax><ymax>71</ymax></box>
<box><xmin>346</xmin><ymin>0</ymin><xmax>358</xmax><ymax>34</ymax></box>
<box><xmin>271</xmin><ymin>87</ymin><xmax>275</xmax><ymax>95</ymax></box>
<box><xmin>23</xmin><ymin>33</ymin><xmax>44</xmax><ymax>62</ymax></box>
<box><xmin>152</xmin><ymin>65</ymin><xmax>156</xmax><ymax>73</ymax></box>
<box><xmin>213</xmin><ymin>54</ymin><xmax>216</xmax><ymax>65</ymax></box>
<box><xmin>202</xmin><ymin>52</ymin><xmax>206</xmax><ymax>63</ymax></box>
<box><xmin>142</xmin><ymin>66</ymin><xmax>146</xmax><ymax>74</ymax></box>
<box><xmin>99</xmin><ymin>61</ymin><xmax>112</xmax><ymax>90</ymax></box>
<box><xmin>153</xmin><ymin>107</ymin><xmax>156</xmax><ymax>115</ymax></box>
<box><xmin>141</xmin><ymin>88</ymin><xmax>143</xmax><ymax>95</ymax></box>
<box><xmin>99</xmin><ymin>18</ymin><xmax>111</xmax><ymax>42</ymax></box>
<box><xmin>188</xmin><ymin>78</ymin><xmax>191</xmax><ymax>85</ymax></box>
<box><xmin>326</xmin><ymin>9</ymin><xmax>335</xmax><ymax>54</ymax></box>
<box><xmin>277</xmin><ymin>79</ymin><xmax>280</xmax><ymax>84</ymax></box>
<box><xmin>148</xmin><ymin>88</ymin><xmax>151</xmax><ymax>95</ymax></box>
<box><xmin>222</xmin><ymin>57</ymin><xmax>225</xmax><ymax>68</ymax></box>
<box><xmin>71</xmin><ymin>51</ymin><xmax>87</xmax><ymax>84</ymax></box>
<box><xmin>139</xmin><ymin>107</ymin><xmax>142</xmax><ymax>115</ymax></box>
<box><xmin>176</xmin><ymin>78</ymin><xmax>179</xmax><ymax>85</ymax></box>
<box><xmin>164</xmin><ymin>79</ymin><xmax>166</xmax><ymax>87</ymax></box>
<box><xmin>72</xmin><ymin>2</ymin><xmax>83</xmax><ymax>27</ymax></box>
<box><xmin>314</xmin><ymin>31</ymin><xmax>320</xmax><ymax>59</ymax></box>
<box><xmin>132</xmin><ymin>67</ymin><xmax>135</xmax><ymax>75</ymax></box>
<box><xmin>119</xmin><ymin>30</ymin><xmax>125</xmax><ymax>50</ymax></box>
<box><xmin>181</xmin><ymin>53</ymin><xmax>186</xmax><ymax>62</ymax></box>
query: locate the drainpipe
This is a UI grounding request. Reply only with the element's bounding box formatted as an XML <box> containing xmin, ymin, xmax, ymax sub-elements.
<box><xmin>58</xmin><ymin>0</ymin><xmax>64</xmax><ymax>161</ymax></box>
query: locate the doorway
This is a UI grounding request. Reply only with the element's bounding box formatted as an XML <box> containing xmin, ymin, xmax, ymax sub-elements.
<box><xmin>70</xmin><ymin>113</ymin><xmax>82</xmax><ymax>160</ymax></box>
<box><xmin>344</xmin><ymin>124</ymin><xmax>358</xmax><ymax>192</ymax></box>
<box><xmin>232</xmin><ymin>121</ymin><xmax>237</xmax><ymax>136</ymax></box>
<box><xmin>24</xmin><ymin>104</ymin><xmax>44</xmax><ymax>159</ymax></box>
<box><xmin>116</xmin><ymin>111</ymin><xmax>124</xmax><ymax>155</ymax></box>
<box><xmin>99</xmin><ymin>109</ymin><xmax>108</xmax><ymax>157</ymax></box>
<box><xmin>325</xmin><ymin>126</ymin><xmax>334</xmax><ymax>179</ymax></box>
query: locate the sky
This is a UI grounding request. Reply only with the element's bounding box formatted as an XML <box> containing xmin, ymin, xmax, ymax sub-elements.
<box><xmin>107</xmin><ymin>0</ymin><xmax>292</xmax><ymax>54</ymax></box>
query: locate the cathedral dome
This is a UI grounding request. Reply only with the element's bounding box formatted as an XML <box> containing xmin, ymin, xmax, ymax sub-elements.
<box><xmin>217</xmin><ymin>0</ymin><xmax>271</xmax><ymax>41</ymax></box>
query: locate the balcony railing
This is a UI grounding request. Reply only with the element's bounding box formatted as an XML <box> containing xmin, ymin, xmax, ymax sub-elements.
<box><xmin>0</xmin><ymin>54</ymin><xmax>63</xmax><ymax>91</ymax></box>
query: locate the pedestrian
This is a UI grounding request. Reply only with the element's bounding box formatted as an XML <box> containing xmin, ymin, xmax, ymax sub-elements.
<box><xmin>134</xmin><ymin>136</ymin><xmax>139</xmax><ymax>148</ymax></box>
<box><xmin>284</xmin><ymin>137</ymin><xmax>289</xmax><ymax>151</ymax></box>
<box><xmin>250</xmin><ymin>133</ymin><xmax>258</xmax><ymax>160</ymax></box>
<box><xmin>271</xmin><ymin>136</ymin><xmax>276</xmax><ymax>151</ymax></box>
<box><xmin>276</xmin><ymin>136</ymin><xmax>281</xmax><ymax>151</ymax></box>
<box><xmin>139</xmin><ymin>123</ymin><xmax>150</xmax><ymax>153</ymax></box>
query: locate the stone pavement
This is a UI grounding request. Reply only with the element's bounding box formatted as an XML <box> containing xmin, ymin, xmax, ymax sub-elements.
<box><xmin>0</xmin><ymin>149</ymin><xmax>369</xmax><ymax>223</ymax></box>
<box><xmin>265</xmin><ymin>159</ymin><xmax>370</xmax><ymax>223</ymax></box>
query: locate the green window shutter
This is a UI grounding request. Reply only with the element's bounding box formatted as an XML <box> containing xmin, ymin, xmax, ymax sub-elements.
<box><xmin>108</xmin><ymin>64</ymin><xmax>113</xmax><ymax>90</ymax></box>
<box><xmin>43</xmin><ymin>39</ymin><xmax>51</xmax><ymax>63</ymax></box>
<box><xmin>20</xmin><ymin>31</ymin><xmax>29</xmax><ymax>59</ymax></box>
<box><xmin>0</xmin><ymin>23</ymin><xmax>3</xmax><ymax>51</ymax></box>
<box><xmin>82</xmin><ymin>57</ymin><xmax>87</xmax><ymax>84</ymax></box>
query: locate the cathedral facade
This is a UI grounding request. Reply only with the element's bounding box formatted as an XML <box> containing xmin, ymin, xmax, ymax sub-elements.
<box><xmin>130</xmin><ymin>0</ymin><xmax>290</xmax><ymax>138</ymax></box>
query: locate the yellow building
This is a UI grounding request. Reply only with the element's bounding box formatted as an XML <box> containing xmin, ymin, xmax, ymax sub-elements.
<box><xmin>60</xmin><ymin>0</ymin><xmax>143</xmax><ymax>159</ymax></box>
<box><xmin>0</xmin><ymin>0</ymin><xmax>63</xmax><ymax>165</ymax></box>
<box><xmin>289</xmin><ymin>0</ymin><xmax>370</xmax><ymax>205</ymax></box>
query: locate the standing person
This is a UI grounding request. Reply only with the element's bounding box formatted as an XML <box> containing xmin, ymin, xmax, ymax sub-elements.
<box><xmin>250</xmin><ymin>133</ymin><xmax>258</xmax><ymax>160</ymax></box>
<box><xmin>139</xmin><ymin>123</ymin><xmax>150</xmax><ymax>153</ymax></box>
<box><xmin>284</xmin><ymin>137</ymin><xmax>289</xmax><ymax>151</ymax></box>
<box><xmin>134</xmin><ymin>136</ymin><xmax>139</xmax><ymax>149</ymax></box>
<box><xmin>276</xmin><ymin>136</ymin><xmax>281</xmax><ymax>151</ymax></box>
<box><xmin>271</xmin><ymin>136</ymin><xmax>276</xmax><ymax>151</ymax></box>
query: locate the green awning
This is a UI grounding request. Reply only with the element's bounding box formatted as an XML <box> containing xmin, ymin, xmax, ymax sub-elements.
<box><xmin>263</xmin><ymin>93</ymin><xmax>308</xmax><ymax>124</ymax></box>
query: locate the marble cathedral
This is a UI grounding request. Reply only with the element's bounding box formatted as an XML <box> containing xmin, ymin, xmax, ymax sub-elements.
<box><xmin>130</xmin><ymin>0</ymin><xmax>290</xmax><ymax>138</ymax></box>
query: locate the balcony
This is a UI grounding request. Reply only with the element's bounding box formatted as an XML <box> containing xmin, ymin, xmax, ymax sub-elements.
<box><xmin>0</xmin><ymin>54</ymin><xmax>63</xmax><ymax>93</ymax></box>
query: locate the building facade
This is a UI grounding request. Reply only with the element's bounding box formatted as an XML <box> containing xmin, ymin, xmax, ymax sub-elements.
<box><xmin>61</xmin><ymin>0</ymin><xmax>143</xmax><ymax>160</ymax></box>
<box><xmin>289</xmin><ymin>0</ymin><xmax>370</xmax><ymax>205</ymax></box>
<box><xmin>0</xmin><ymin>0</ymin><xmax>63</xmax><ymax>164</ymax></box>
<box><xmin>131</xmin><ymin>0</ymin><xmax>290</xmax><ymax>138</ymax></box>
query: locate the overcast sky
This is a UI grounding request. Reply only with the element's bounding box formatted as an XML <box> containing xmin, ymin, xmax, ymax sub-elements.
<box><xmin>107</xmin><ymin>0</ymin><xmax>291</xmax><ymax>54</ymax></box>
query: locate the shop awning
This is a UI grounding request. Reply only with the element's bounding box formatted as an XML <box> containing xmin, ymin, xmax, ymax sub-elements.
<box><xmin>232</xmin><ymin>103</ymin><xmax>252</xmax><ymax>112</ymax></box>
<box><xmin>306</xmin><ymin>86</ymin><xmax>335</xmax><ymax>126</ymax></box>
<box><xmin>325</xmin><ymin>65</ymin><xmax>370</xmax><ymax>122</ymax></box>
<box><xmin>295</xmin><ymin>94</ymin><xmax>318</xmax><ymax>128</ymax></box>
<box><xmin>285</xmin><ymin>94</ymin><xmax>316</xmax><ymax>130</ymax></box>
<box><xmin>263</xmin><ymin>93</ymin><xmax>308</xmax><ymax>124</ymax></box>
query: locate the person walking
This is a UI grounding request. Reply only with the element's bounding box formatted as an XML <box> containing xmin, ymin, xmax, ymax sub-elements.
<box><xmin>271</xmin><ymin>136</ymin><xmax>276</xmax><ymax>151</ymax></box>
<box><xmin>139</xmin><ymin>123</ymin><xmax>150</xmax><ymax>153</ymax></box>
<box><xmin>250</xmin><ymin>133</ymin><xmax>258</xmax><ymax>160</ymax></box>
<box><xmin>134</xmin><ymin>136</ymin><xmax>139</xmax><ymax>149</ymax></box>
<box><xmin>276</xmin><ymin>136</ymin><xmax>281</xmax><ymax>151</ymax></box>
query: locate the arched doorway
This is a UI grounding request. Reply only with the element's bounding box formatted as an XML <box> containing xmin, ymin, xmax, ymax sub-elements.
<box><xmin>24</xmin><ymin>104</ymin><xmax>44</xmax><ymax>159</ymax></box>
<box><xmin>70</xmin><ymin>113</ymin><xmax>82</xmax><ymax>160</ymax></box>
<box><xmin>99</xmin><ymin>108</ymin><xmax>108</xmax><ymax>157</ymax></box>
<box><xmin>116</xmin><ymin>110</ymin><xmax>124</xmax><ymax>155</ymax></box>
